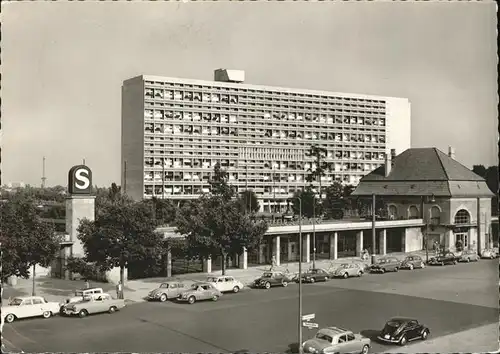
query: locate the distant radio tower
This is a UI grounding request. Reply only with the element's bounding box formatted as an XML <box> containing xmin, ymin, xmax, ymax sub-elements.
<box><xmin>41</xmin><ymin>156</ymin><xmax>47</xmax><ymax>188</ymax></box>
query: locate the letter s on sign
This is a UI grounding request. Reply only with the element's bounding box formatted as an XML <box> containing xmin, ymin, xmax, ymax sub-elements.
<box><xmin>74</xmin><ymin>168</ymin><xmax>90</xmax><ymax>190</ymax></box>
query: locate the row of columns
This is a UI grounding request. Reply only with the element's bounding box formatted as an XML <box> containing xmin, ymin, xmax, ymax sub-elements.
<box><xmin>165</xmin><ymin>229</ymin><xmax>390</xmax><ymax>274</ymax></box>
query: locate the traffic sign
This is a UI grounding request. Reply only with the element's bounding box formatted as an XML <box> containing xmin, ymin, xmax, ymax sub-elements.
<box><xmin>302</xmin><ymin>313</ymin><xmax>316</xmax><ymax>321</ymax></box>
<box><xmin>303</xmin><ymin>322</ymin><xmax>319</xmax><ymax>329</ymax></box>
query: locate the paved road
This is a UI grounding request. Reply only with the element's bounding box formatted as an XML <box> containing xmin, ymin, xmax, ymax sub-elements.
<box><xmin>3</xmin><ymin>259</ymin><xmax>498</xmax><ymax>353</ymax></box>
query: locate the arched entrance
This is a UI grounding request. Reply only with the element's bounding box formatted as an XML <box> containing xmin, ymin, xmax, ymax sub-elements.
<box><xmin>453</xmin><ymin>209</ymin><xmax>471</xmax><ymax>251</ymax></box>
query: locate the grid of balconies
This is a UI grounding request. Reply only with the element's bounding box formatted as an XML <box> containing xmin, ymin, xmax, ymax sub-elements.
<box><xmin>140</xmin><ymin>80</ymin><xmax>387</xmax><ymax>198</ymax></box>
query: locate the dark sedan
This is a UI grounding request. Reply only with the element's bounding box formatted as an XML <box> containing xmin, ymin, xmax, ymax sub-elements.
<box><xmin>253</xmin><ymin>271</ymin><xmax>290</xmax><ymax>289</ymax></box>
<box><xmin>377</xmin><ymin>317</ymin><xmax>430</xmax><ymax>346</ymax></box>
<box><xmin>299</xmin><ymin>268</ymin><xmax>331</xmax><ymax>283</ymax></box>
<box><xmin>370</xmin><ymin>257</ymin><xmax>401</xmax><ymax>273</ymax></box>
<box><xmin>428</xmin><ymin>251</ymin><xmax>458</xmax><ymax>266</ymax></box>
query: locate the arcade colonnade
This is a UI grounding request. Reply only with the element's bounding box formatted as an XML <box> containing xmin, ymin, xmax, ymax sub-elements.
<box><xmin>168</xmin><ymin>227</ymin><xmax>418</xmax><ymax>274</ymax></box>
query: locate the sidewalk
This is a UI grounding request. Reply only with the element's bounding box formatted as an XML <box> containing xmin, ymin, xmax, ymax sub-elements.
<box><xmin>384</xmin><ymin>322</ymin><xmax>499</xmax><ymax>353</ymax></box>
<box><xmin>2</xmin><ymin>251</ymin><xmax>426</xmax><ymax>304</ymax></box>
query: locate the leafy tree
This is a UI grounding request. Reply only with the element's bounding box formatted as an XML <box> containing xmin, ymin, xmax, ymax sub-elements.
<box><xmin>94</xmin><ymin>183</ymin><xmax>134</xmax><ymax>215</ymax></box>
<box><xmin>77</xmin><ymin>200</ymin><xmax>164</xmax><ymax>291</ymax></box>
<box><xmin>290</xmin><ymin>187</ymin><xmax>321</xmax><ymax>219</ymax></box>
<box><xmin>142</xmin><ymin>197</ymin><xmax>177</xmax><ymax>227</ymax></box>
<box><xmin>209</xmin><ymin>162</ymin><xmax>235</xmax><ymax>201</ymax></box>
<box><xmin>472</xmin><ymin>165</ymin><xmax>487</xmax><ymax>178</ymax></box>
<box><xmin>238</xmin><ymin>190</ymin><xmax>260</xmax><ymax>214</ymax></box>
<box><xmin>175</xmin><ymin>164</ymin><xmax>267</xmax><ymax>275</ymax></box>
<box><xmin>305</xmin><ymin>145</ymin><xmax>329</xmax><ymax>197</ymax></box>
<box><xmin>175</xmin><ymin>197</ymin><xmax>267</xmax><ymax>275</ymax></box>
<box><xmin>0</xmin><ymin>194</ymin><xmax>60</xmax><ymax>285</ymax></box>
<box><xmin>322</xmin><ymin>182</ymin><xmax>346</xmax><ymax>219</ymax></box>
<box><xmin>65</xmin><ymin>256</ymin><xmax>108</xmax><ymax>282</ymax></box>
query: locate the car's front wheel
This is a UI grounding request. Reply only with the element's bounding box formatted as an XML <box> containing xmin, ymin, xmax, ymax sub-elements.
<box><xmin>233</xmin><ymin>286</ymin><xmax>240</xmax><ymax>293</ymax></box>
<box><xmin>212</xmin><ymin>295</ymin><xmax>219</xmax><ymax>302</ymax></box>
<box><xmin>357</xmin><ymin>271</ymin><xmax>363</xmax><ymax>277</ymax></box>
<box><xmin>343</xmin><ymin>272</ymin><xmax>349</xmax><ymax>279</ymax></box>
<box><xmin>399</xmin><ymin>335</ymin><xmax>408</xmax><ymax>346</ymax></box>
<box><xmin>188</xmin><ymin>296</ymin><xmax>196</xmax><ymax>304</ymax></box>
<box><xmin>420</xmin><ymin>262</ymin><xmax>426</xmax><ymax>268</ymax></box>
<box><xmin>394</xmin><ymin>267</ymin><xmax>399</xmax><ymax>272</ymax></box>
<box><xmin>282</xmin><ymin>281</ymin><xmax>288</xmax><ymax>287</ymax></box>
<box><xmin>159</xmin><ymin>294</ymin><xmax>168</xmax><ymax>302</ymax></box>
<box><xmin>421</xmin><ymin>330</ymin><xmax>429</xmax><ymax>340</ymax></box>
<box><xmin>42</xmin><ymin>311</ymin><xmax>52</xmax><ymax>319</ymax></box>
<box><xmin>380</xmin><ymin>268</ymin><xmax>386</xmax><ymax>273</ymax></box>
<box><xmin>324</xmin><ymin>276</ymin><xmax>329</xmax><ymax>281</ymax></box>
<box><xmin>109</xmin><ymin>306</ymin><xmax>117</xmax><ymax>314</ymax></box>
<box><xmin>408</xmin><ymin>264</ymin><xmax>414</xmax><ymax>270</ymax></box>
<box><xmin>5</xmin><ymin>314</ymin><xmax>15</xmax><ymax>323</ymax></box>
<box><xmin>78</xmin><ymin>309</ymin><xmax>88</xmax><ymax>318</ymax></box>
<box><xmin>265</xmin><ymin>282</ymin><xmax>271</xmax><ymax>289</ymax></box>
<box><xmin>310</xmin><ymin>278</ymin><xmax>315</xmax><ymax>283</ymax></box>
<box><xmin>361</xmin><ymin>344</ymin><xmax>369</xmax><ymax>354</ymax></box>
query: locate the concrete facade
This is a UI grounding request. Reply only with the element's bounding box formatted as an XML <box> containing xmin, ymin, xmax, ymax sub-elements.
<box><xmin>65</xmin><ymin>196</ymin><xmax>96</xmax><ymax>257</ymax></box>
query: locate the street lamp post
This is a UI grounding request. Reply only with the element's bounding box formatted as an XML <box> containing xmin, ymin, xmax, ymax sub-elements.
<box><xmin>295</xmin><ymin>197</ymin><xmax>304</xmax><ymax>354</ymax></box>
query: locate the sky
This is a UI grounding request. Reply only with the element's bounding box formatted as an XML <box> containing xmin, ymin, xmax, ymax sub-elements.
<box><xmin>1</xmin><ymin>1</ymin><xmax>497</xmax><ymax>187</ymax></box>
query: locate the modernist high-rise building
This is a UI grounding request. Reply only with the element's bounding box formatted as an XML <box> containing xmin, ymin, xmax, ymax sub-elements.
<box><xmin>122</xmin><ymin>69</ymin><xmax>411</xmax><ymax>211</ymax></box>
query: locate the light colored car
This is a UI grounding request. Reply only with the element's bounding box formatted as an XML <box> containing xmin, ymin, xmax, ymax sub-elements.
<box><xmin>177</xmin><ymin>282</ymin><xmax>223</xmax><ymax>304</ymax></box>
<box><xmin>147</xmin><ymin>280</ymin><xmax>188</xmax><ymax>302</ymax></box>
<box><xmin>63</xmin><ymin>293</ymin><xmax>126</xmax><ymax>318</ymax></box>
<box><xmin>302</xmin><ymin>326</ymin><xmax>371</xmax><ymax>354</ymax></box>
<box><xmin>481</xmin><ymin>248</ymin><xmax>498</xmax><ymax>259</ymax></box>
<box><xmin>3</xmin><ymin>296</ymin><xmax>60</xmax><ymax>323</ymax></box>
<box><xmin>400</xmin><ymin>255</ymin><xmax>426</xmax><ymax>270</ymax></box>
<box><xmin>458</xmin><ymin>249</ymin><xmax>480</xmax><ymax>262</ymax></box>
<box><xmin>207</xmin><ymin>275</ymin><xmax>244</xmax><ymax>293</ymax></box>
<box><xmin>332</xmin><ymin>263</ymin><xmax>364</xmax><ymax>278</ymax></box>
<box><xmin>63</xmin><ymin>287</ymin><xmax>104</xmax><ymax>305</ymax></box>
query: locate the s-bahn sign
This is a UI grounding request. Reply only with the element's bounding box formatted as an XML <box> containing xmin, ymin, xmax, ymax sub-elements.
<box><xmin>68</xmin><ymin>165</ymin><xmax>92</xmax><ymax>195</ymax></box>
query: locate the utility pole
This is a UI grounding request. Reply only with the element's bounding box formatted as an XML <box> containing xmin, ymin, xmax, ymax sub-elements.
<box><xmin>371</xmin><ymin>194</ymin><xmax>376</xmax><ymax>264</ymax></box>
<box><xmin>296</xmin><ymin>197</ymin><xmax>303</xmax><ymax>354</ymax></box>
<box><xmin>83</xmin><ymin>158</ymin><xmax>86</xmax><ymax>165</ymax></box>
<box><xmin>32</xmin><ymin>264</ymin><xmax>36</xmax><ymax>296</ymax></box>
<box><xmin>41</xmin><ymin>156</ymin><xmax>47</xmax><ymax>188</ymax></box>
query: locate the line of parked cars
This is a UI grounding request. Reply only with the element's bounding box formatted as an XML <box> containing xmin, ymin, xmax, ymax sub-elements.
<box><xmin>3</xmin><ymin>249</ymin><xmax>496</xmax><ymax>325</ymax></box>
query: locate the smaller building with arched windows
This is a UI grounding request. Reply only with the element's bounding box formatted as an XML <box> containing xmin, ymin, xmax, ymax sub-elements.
<box><xmin>352</xmin><ymin>147</ymin><xmax>495</xmax><ymax>254</ymax></box>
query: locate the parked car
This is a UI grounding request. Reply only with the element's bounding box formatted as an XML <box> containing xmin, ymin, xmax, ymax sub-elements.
<box><xmin>3</xmin><ymin>296</ymin><xmax>60</xmax><ymax>323</ymax></box>
<box><xmin>253</xmin><ymin>271</ymin><xmax>290</xmax><ymax>289</ymax></box>
<box><xmin>400</xmin><ymin>255</ymin><xmax>426</xmax><ymax>270</ymax></box>
<box><xmin>369</xmin><ymin>257</ymin><xmax>401</xmax><ymax>273</ymax></box>
<box><xmin>377</xmin><ymin>317</ymin><xmax>430</xmax><ymax>346</ymax></box>
<box><xmin>480</xmin><ymin>248</ymin><xmax>498</xmax><ymax>259</ymax></box>
<box><xmin>207</xmin><ymin>275</ymin><xmax>244</xmax><ymax>293</ymax></box>
<box><xmin>147</xmin><ymin>280</ymin><xmax>188</xmax><ymax>302</ymax></box>
<box><xmin>60</xmin><ymin>287</ymin><xmax>105</xmax><ymax>314</ymax></box>
<box><xmin>332</xmin><ymin>263</ymin><xmax>364</xmax><ymax>278</ymax></box>
<box><xmin>177</xmin><ymin>282</ymin><xmax>223</xmax><ymax>304</ymax></box>
<box><xmin>428</xmin><ymin>251</ymin><xmax>459</xmax><ymax>266</ymax></box>
<box><xmin>458</xmin><ymin>249</ymin><xmax>480</xmax><ymax>262</ymax></box>
<box><xmin>300</xmin><ymin>268</ymin><xmax>331</xmax><ymax>283</ymax></box>
<box><xmin>62</xmin><ymin>293</ymin><xmax>126</xmax><ymax>318</ymax></box>
<box><xmin>302</xmin><ymin>326</ymin><xmax>371</xmax><ymax>354</ymax></box>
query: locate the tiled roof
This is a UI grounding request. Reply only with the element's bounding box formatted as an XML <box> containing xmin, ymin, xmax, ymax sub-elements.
<box><xmin>361</xmin><ymin>148</ymin><xmax>485</xmax><ymax>182</ymax></box>
<box><xmin>352</xmin><ymin>148</ymin><xmax>494</xmax><ymax>198</ymax></box>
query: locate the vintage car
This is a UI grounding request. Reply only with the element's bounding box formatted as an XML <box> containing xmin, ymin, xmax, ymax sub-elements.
<box><xmin>207</xmin><ymin>275</ymin><xmax>245</xmax><ymax>293</ymax></box>
<box><xmin>377</xmin><ymin>317</ymin><xmax>430</xmax><ymax>346</ymax></box>
<box><xmin>3</xmin><ymin>296</ymin><xmax>60</xmax><ymax>323</ymax></box>
<box><xmin>300</xmin><ymin>268</ymin><xmax>331</xmax><ymax>283</ymax></box>
<box><xmin>332</xmin><ymin>263</ymin><xmax>364</xmax><ymax>278</ymax></box>
<box><xmin>400</xmin><ymin>255</ymin><xmax>426</xmax><ymax>270</ymax></box>
<box><xmin>302</xmin><ymin>326</ymin><xmax>371</xmax><ymax>354</ymax></box>
<box><xmin>253</xmin><ymin>271</ymin><xmax>290</xmax><ymax>289</ymax></box>
<box><xmin>428</xmin><ymin>251</ymin><xmax>459</xmax><ymax>266</ymax></box>
<box><xmin>62</xmin><ymin>287</ymin><xmax>104</xmax><ymax>306</ymax></box>
<box><xmin>147</xmin><ymin>280</ymin><xmax>188</xmax><ymax>302</ymax></box>
<box><xmin>458</xmin><ymin>249</ymin><xmax>480</xmax><ymax>262</ymax></box>
<box><xmin>63</xmin><ymin>293</ymin><xmax>126</xmax><ymax>318</ymax></box>
<box><xmin>177</xmin><ymin>282</ymin><xmax>223</xmax><ymax>304</ymax></box>
<box><xmin>480</xmin><ymin>248</ymin><xmax>498</xmax><ymax>259</ymax></box>
<box><xmin>369</xmin><ymin>257</ymin><xmax>401</xmax><ymax>273</ymax></box>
